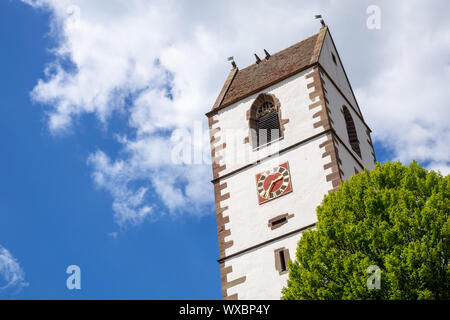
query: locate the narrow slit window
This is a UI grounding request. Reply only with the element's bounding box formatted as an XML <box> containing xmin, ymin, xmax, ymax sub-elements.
<box><xmin>279</xmin><ymin>251</ymin><xmax>287</xmax><ymax>272</ymax></box>
<box><xmin>272</xmin><ymin>217</ymin><xmax>287</xmax><ymax>227</ymax></box>
<box><xmin>275</xmin><ymin>248</ymin><xmax>290</xmax><ymax>273</ymax></box>
<box><xmin>331</xmin><ymin>52</ymin><xmax>337</xmax><ymax>65</ymax></box>
<box><xmin>268</xmin><ymin>214</ymin><xmax>294</xmax><ymax>230</ymax></box>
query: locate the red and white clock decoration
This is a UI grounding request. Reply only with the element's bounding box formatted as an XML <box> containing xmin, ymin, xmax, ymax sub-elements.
<box><xmin>255</xmin><ymin>162</ymin><xmax>292</xmax><ymax>204</ymax></box>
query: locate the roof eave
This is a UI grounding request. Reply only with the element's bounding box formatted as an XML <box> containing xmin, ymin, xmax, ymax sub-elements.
<box><xmin>206</xmin><ymin>61</ymin><xmax>320</xmax><ymax>117</ymax></box>
<box><xmin>206</xmin><ymin>27</ymin><xmax>327</xmax><ymax>117</ymax></box>
<box><xmin>206</xmin><ymin>67</ymin><xmax>238</xmax><ymax>117</ymax></box>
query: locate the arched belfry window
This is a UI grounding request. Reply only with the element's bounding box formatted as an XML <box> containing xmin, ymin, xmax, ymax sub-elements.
<box><xmin>342</xmin><ymin>106</ymin><xmax>361</xmax><ymax>158</ymax></box>
<box><xmin>249</xmin><ymin>94</ymin><xmax>282</xmax><ymax>148</ymax></box>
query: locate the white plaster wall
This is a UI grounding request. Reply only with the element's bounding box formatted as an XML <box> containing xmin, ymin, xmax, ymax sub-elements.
<box><xmin>221</xmin><ymin>135</ymin><xmax>332</xmax><ymax>257</ymax></box>
<box><xmin>225</xmin><ymin>230</ymin><xmax>306</xmax><ymax>300</ymax></box>
<box><xmin>320</xmin><ymin>71</ymin><xmax>376</xmax><ymax>170</ymax></box>
<box><xmin>319</xmin><ymin>31</ymin><xmax>361</xmax><ymax>117</ymax></box>
<box><xmin>214</xmin><ymin>67</ymin><xmax>326</xmax><ymax>176</ymax></box>
<box><xmin>337</xmin><ymin>140</ymin><xmax>362</xmax><ymax>181</ymax></box>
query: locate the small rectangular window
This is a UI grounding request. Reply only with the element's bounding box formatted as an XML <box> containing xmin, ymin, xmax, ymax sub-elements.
<box><xmin>275</xmin><ymin>248</ymin><xmax>290</xmax><ymax>274</ymax></box>
<box><xmin>268</xmin><ymin>214</ymin><xmax>294</xmax><ymax>230</ymax></box>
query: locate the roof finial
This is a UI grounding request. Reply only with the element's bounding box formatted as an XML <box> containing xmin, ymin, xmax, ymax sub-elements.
<box><xmin>254</xmin><ymin>53</ymin><xmax>262</xmax><ymax>64</ymax></box>
<box><xmin>263</xmin><ymin>49</ymin><xmax>271</xmax><ymax>60</ymax></box>
<box><xmin>315</xmin><ymin>14</ymin><xmax>326</xmax><ymax>28</ymax></box>
<box><xmin>227</xmin><ymin>56</ymin><xmax>237</xmax><ymax>69</ymax></box>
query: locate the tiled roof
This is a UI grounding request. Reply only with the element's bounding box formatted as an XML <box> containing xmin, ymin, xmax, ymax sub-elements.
<box><xmin>211</xmin><ymin>28</ymin><xmax>326</xmax><ymax>112</ymax></box>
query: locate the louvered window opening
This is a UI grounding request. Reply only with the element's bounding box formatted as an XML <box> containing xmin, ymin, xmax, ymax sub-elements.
<box><xmin>343</xmin><ymin>107</ymin><xmax>361</xmax><ymax>158</ymax></box>
<box><xmin>256</xmin><ymin>111</ymin><xmax>281</xmax><ymax>147</ymax></box>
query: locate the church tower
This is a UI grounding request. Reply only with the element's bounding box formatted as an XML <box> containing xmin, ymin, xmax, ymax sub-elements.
<box><xmin>206</xmin><ymin>25</ymin><xmax>376</xmax><ymax>300</ymax></box>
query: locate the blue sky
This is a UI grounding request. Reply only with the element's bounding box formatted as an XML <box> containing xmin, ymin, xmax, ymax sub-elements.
<box><xmin>0</xmin><ymin>0</ymin><xmax>448</xmax><ymax>299</ymax></box>
<box><xmin>0</xmin><ymin>1</ymin><xmax>220</xmax><ymax>299</ymax></box>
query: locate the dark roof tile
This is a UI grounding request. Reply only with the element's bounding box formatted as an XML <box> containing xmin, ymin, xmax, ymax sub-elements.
<box><xmin>212</xmin><ymin>29</ymin><xmax>325</xmax><ymax>111</ymax></box>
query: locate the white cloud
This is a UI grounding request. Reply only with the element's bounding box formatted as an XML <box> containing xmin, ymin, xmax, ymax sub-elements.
<box><xmin>87</xmin><ymin>150</ymin><xmax>154</xmax><ymax>226</ymax></box>
<box><xmin>23</xmin><ymin>0</ymin><xmax>450</xmax><ymax>226</ymax></box>
<box><xmin>356</xmin><ymin>1</ymin><xmax>450</xmax><ymax>169</ymax></box>
<box><xmin>0</xmin><ymin>245</ymin><xmax>28</xmax><ymax>294</ymax></box>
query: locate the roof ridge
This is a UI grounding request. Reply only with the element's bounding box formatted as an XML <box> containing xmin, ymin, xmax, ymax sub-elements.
<box><xmin>209</xmin><ymin>29</ymin><xmax>325</xmax><ymax>113</ymax></box>
<box><xmin>237</xmin><ymin>31</ymin><xmax>322</xmax><ymax>72</ymax></box>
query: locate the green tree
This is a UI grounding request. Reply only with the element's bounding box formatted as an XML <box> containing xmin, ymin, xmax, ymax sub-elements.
<box><xmin>282</xmin><ymin>162</ymin><xmax>449</xmax><ymax>300</ymax></box>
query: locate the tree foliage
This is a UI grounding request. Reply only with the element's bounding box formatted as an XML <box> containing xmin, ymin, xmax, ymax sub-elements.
<box><xmin>282</xmin><ymin>162</ymin><xmax>449</xmax><ymax>300</ymax></box>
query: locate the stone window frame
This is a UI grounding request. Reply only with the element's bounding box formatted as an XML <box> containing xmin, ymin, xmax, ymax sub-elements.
<box><xmin>274</xmin><ymin>247</ymin><xmax>291</xmax><ymax>275</ymax></box>
<box><xmin>268</xmin><ymin>213</ymin><xmax>295</xmax><ymax>230</ymax></box>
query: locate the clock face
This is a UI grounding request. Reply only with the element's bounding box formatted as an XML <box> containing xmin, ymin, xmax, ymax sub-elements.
<box><xmin>256</xmin><ymin>162</ymin><xmax>292</xmax><ymax>204</ymax></box>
